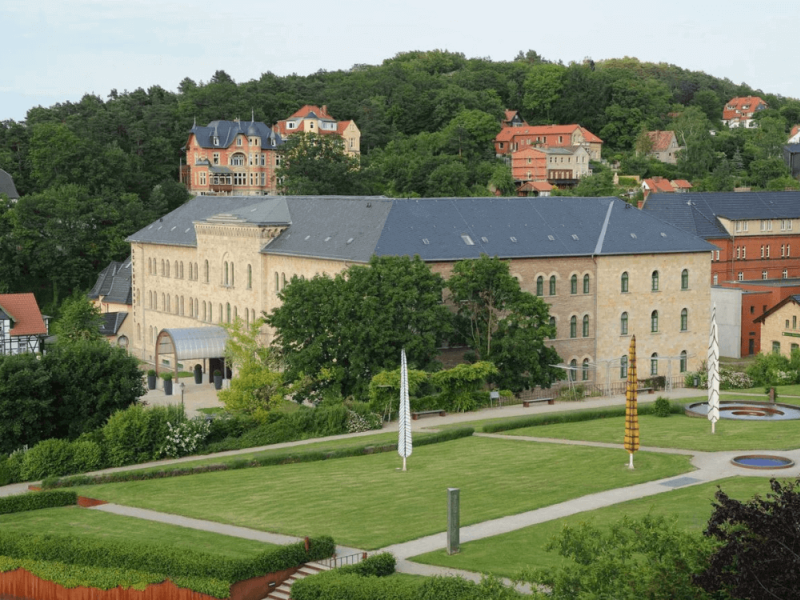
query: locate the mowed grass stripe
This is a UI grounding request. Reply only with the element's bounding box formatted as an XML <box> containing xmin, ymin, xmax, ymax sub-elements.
<box><xmin>503</xmin><ymin>413</ymin><xmax>800</xmax><ymax>451</ymax></box>
<box><xmin>411</xmin><ymin>476</ymin><xmax>782</xmax><ymax>578</ymax></box>
<box><xmin>0</xmin><ymin>505</ymin><xmax>273</xmax><ymax>558</ymax></box>
<box><xmin>74</xmin><ymin>437</ymin><xmax>692</xmax><ymax>549</ymax></box>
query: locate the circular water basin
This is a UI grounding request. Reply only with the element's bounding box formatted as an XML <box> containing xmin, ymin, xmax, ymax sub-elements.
<box><xmin>731</xmin><ymin>455</ymin><xmax>795</xmax><ymax>469</ymax></box>
<box><xmin>685</xmin><ymin>401</ymin><xmax>800</xmax><ymax>421</ymax></box>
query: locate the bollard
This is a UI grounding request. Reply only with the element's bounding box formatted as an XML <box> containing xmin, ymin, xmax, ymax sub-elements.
<box><xmin>447</xmin><ymin>487</ymin><xmax>460</xmax><ymax>555</ymax></box>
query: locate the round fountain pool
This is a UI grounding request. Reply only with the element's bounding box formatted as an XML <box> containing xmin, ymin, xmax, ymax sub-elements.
<box><xmin>731</xmin><ymin>455</ymin><xmax>795</xmax><ymax>469</ymax></box>
<box><xmin>685</xmin><ymin>401</ymin><xmax>800</xmax><ymax>421</ymax></box>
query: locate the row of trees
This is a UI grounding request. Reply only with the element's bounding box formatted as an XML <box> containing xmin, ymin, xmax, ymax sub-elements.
<box><xmin>264</xmin><ymin>254</ymin><xmax>562</xmax><ymax>400</ymax></box>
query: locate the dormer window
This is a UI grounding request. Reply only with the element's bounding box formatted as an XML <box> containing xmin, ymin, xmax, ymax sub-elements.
<box><xmin>237</xmin><ymin>136</ymin><xmax>243</xmax><ymax>146</ymax></box>
<box><xmin>288</xmin><ymin>122</ymin><xmax>295</xmax><ymax>129</ymax></box>
<box><xmin>212</xmin><ymin>136</ymin><xmax>219</xmax><ymax>146</ymax></box>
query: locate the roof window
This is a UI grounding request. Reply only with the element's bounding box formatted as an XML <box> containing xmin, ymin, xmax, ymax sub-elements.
<box><xmin>481</xmin><ymin>236</ymin><xmax>489</xmax><ymax>243</ymax></box>
<box><xmin>571</xmin><ymin>234</ymin><xmax>579</xmax><ymax>241</ymax></box>
<box><xmin>422</xmin><ymin>238</ymin><xmax>430</xmax><ymax>245</ymax></box>
<box><xmin>631</xmin><ymin>233</ymin><xmax>637</xmax><ymax>239</ymax></box>
<box><xmin>510</xmin><ymin>236</ymin><xmax>517</xmax><ymax>242</ymax></box>
<box><xmin>461</xmin><ymin>235</ymin><xmax>475</xmax><ymax>246</ymax></box>
<box><xmin>548</xmin><ymin>235</ymin><xmax>555</xmax><ymax>241</ymax></box>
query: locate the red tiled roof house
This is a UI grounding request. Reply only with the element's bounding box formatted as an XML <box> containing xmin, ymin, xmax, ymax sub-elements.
<box><xmin>722</xmin><ymin>96</ymin><xmax>768</xmax><ymax>129</ymax></box>
<box><xmin>273</xmin><ymin>105</ymin><xmax>361</xmax><ymax>156</ymax></box>
<box><xmin>0</xmin><ymin>293</ymin><xmax>49</xmax><ymax>355</ymax></box>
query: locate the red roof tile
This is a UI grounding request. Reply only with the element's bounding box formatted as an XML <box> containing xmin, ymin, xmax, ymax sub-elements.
<box><xmin>723</xmin><ymin>96</ymin><xmax>768</xmax><ymax>121</ymax></box>
<box><xmin>647</xmin><ymin>131</ymin><xmax>677</xmax><ymax>152</ymax></box>
<box><xmin>643</xmin><ymin>178</ymin><xmax>675</xmax><ymax>194</ymax></box>
<box><xmin>496</xmin><ymin>124</ymin><xmax>602</xmax><ymax>145</ymax></box>
<box><xmin>0</xmin><ymin>293</ymin><xmax>47</xmax><ymax>336</ymax></box>
<box><xmin>671</xmin><ymin>179</ymin><xmax>693</xmax><ymax>189</ymax></box>
<box><xmin>790</xmin><ymin>124</ymin><xmax>800</xmax><ymax>140</ymax></box>
<box><xmin>286</xmin><ymin>105</ymin><xmax>333</xmax><ymax>120</ymax></box>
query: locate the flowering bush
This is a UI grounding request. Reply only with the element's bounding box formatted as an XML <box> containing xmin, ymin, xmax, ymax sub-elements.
<box><xmin>684</xmin><ymin>367</ymin><xmax>753</xmax><ymax>390</ymax></box>
<box><xmin>159</xmin><ymin>420</ymin><xmax>210</xmax><ymax>459</ymax></box>
<box><xmin>346</xmin><ymin>410</ymin><xmax>383</xmax><ymax>433</ymax></box>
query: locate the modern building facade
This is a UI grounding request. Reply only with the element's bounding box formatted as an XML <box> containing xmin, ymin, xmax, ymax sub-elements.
<box><xmin>125</xmin><ymin>196</ymin><xmax>714</xmax><ymax>389</ymax></box>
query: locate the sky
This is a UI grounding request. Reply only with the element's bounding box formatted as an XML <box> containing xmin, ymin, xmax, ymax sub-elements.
<box><xmin>2</xmin><ymin>0</ymin><xmax>799</xmax><ymax>123</ymax></box>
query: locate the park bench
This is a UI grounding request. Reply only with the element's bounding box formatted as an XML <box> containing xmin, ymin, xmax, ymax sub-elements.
<box><xmin>522</xmin><ymin>398</ymin><xmax>555</xmax><ymax>407</ymax></box>
<box><xmin>636</xmin><ymin>387</ymin><xmax>654</xmax><ymax>394</ymax></box>
<box><xmin>411</xmin><ymin>409</ymin><xmax>447</xmax><ymax>420</ymax></box>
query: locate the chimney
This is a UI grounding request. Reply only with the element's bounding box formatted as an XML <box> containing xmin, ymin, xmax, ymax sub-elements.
<box><xmin>322</xmin><ymin>105</ymin><xmax>328</xmax><ymax>116</ymax></box>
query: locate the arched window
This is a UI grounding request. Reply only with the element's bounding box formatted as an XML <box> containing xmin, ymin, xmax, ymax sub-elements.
<box><xmin>548</xmin><ymin>316</ymin><xmax>556</xmax><ymax>339</ymax></box>
<box><xmin>231</xmin><ymin>263</ymin><xmax>234</xmax><ymax>287</ymax></box>
<box><xmin>167</xmin><ymin>294</ymin><xmax>171</xmax><ymax>313</ymax></box>
<box><xmin>681</xmin><ymin>269</ymin><xmax>689</xmax><ymax>290</ymax></box>
<box><xmin>620</xmin><ymin>355</ymin><xmax>628</xmax><ymax>379</ymax></box>
<box><xmin>195</xmin><ymin>263</ymin><xmax>199</xmax><ymax>281</ymax></box>
<box><xmin>536</xmin><ymin>276</ymin><xmax>543</xmax><ymax>296</ymax></box>
<box><xmin>208</xmin><ymin>303</ymin><xmax>212</xmax><ymax>322</ymax></box>
<box><xmin>194</xmin><ymin>299</ymin><xmax>198</xmax><ymax>318</ymax></box>
<box><xmin>282</xmin><ymin>273</ymin><xmax>286</xmax><ymax>289</ymax></box>
<box><xmin>202</xmin><ymin>302</ymin><xmax>207</xmax><ymax>321</ymax></box>
<box><xmin>204</xmin><ymin>260</ymin><xmax>209</xmax><ymax>283</ymax></box>
<box><xmin>180</xmin><ymin>296</ymin><xmax>184</xmax><ymax>316</ymax></box>
<box><xmin>161</xmin><ymin>259</ymin><xmax>165</xmax><ymax>276</ymax></box>
<box><xmin>651</xmin><ymin>270</ymin><xmax>659</xmax><ymax>291</ymax></box>
<box><xmin>166</xmin><ymin>261</ymin><xmax>171</xmax><ymax>278</ymax></box>
<box><xmin>233</xmin><ymin>306</ymin><xmax>238</xmax><ymax>321</ymax></box>
<box><xmin>161</xmin><ymin>293</ymin><xmax>165</xmax><ymax>311</ymax></box>
<box><xmin>569</xmin><ymin>359</ymin><xmax>577</xmax><ymax>382</ymax></box>
<box><xmin>651</xmin><ymin>310</ymin><xmax>659</xmax><ymax>333</ymax></box>
<box><xmin>180</xmin><ymin>262</ymin><xmax>184</xmax><ymax>279</ymax></box>
<box><xmin>173</xmin><ymin>261</ymin><xmax>178</xmax><ymax>278</ymax></box>
<box><xmin>275</xmin><ymin>272</ymin><xmax>279</xmax><ymax>293</ymax></box>
<box><xmin>650</xmin><ymin>353</ymin><xmax>658</xmax><ymax>376</ymax></box>
<box><xmin>621</xmin><ymin>272</ymin><xmax>629</xmax><ymax>293</ymax></box>
<box><xmin>570</xmin><ymin>316</ymin><xmax>577</xmax><ymax>338</ymax></box>
<box><xmin>582</xmin><ymin>358</ymin><xmax>589</xmax><ymax>381</ymax></box>
<box><xmin>247</xmin><ymin>265</ymin><xmax>252</xmax><ymax>289</ymax></box>
<box><xmin>583</xmin><ymin>274</ymin><xmax>590</xmax><ymax>294</ymax></box>
<box><xmin>188</xmin><ymin>297</ymin><xmax>193</xmax><ymax>317</ymax></box>
<box><xmin>218</xmin><ymin>304</ymin><xmax>223</xmax><ymax>323</ymax></box>
<box><xmin>549</xmin><ymin>275</ymin><xmax>556</xmax><ymax>295</ymax></box>
<box><xmin>582</xmin><ymin>315</ymin><xmax>589</xmax><ymax>337</ymax></box>
<box><xmin>680</xmin><ymin>350</ymin><xmax>687</xmax><ymax>373</ymax></box>
<box><xmin>570</xmin><ymin>275</ymin><xmax>578</xmax><ymax>294</ymax></box>
<box><xmin>681</xmin><ymin>308</ymin><xmax>688</xmax><ymax>331</ymax></box>
<box><xmin>224</xmin><ymin>262</ymin><xmax>229</xmax><ymax>286</ymax></box>
<box><xmin>226</xmin><ymin>303</ymin><xmax>231</xmax><ymax>323</ymax></box>
<box><xmin>621</xmin><ymin>312</ymin><xmax>628</xmax><ymax>335</ymax></box>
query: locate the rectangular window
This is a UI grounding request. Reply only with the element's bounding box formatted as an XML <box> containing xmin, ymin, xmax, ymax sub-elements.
<box><xmin>767</xmin><ymin>245</ymin><xmax>770</xmax><ymax>258</ymax></box>
<box><xmin>773</xmin><ymin>341</ymin><xmax>781</xmax><ymax>354</ymax></box>
<box><xmin>738</xmin><ymin>272</ymin><xmax>743</xmax><ymax>281</ymax></box>
<box><xmin>716</xmin><ymin>250</ymin><xmax>720</xmax><ymax>260</ymax></box>
<box><xmin>742</xmin><ymin>246</ymin><xmax>746</xmax><ymax>259</ymax></box>
<box><xmin>212</xmin><ymin>153</ymin><xmax>220</xmax><ymax>165</ymax></box>
<box><xmin>199</xmin><ymin>172</ymin><xmax>206</xmax><ymax>185</ymax></box>
<box><xmin>713</xmin><ymin>274</ymin><xmax>718</xmax><ymax>285</ymax></box>
<box><xmin>760</xmin><ymin>246</ymin><xmax>764</xmax><ymax>258</ymax></box>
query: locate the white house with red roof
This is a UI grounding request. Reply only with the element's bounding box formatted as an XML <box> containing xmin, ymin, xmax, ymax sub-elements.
<box><xmin>495</xmin><ymin>124</ymin><xmax>603</xmax><ymax>161</ymax></box>
<box><xmin>722</xmin><ymin>96</ymin><xmax>768</xmax><ymax>128</ymax></box>
<box><xmin>273</xmin><ymin>105</ymin><xmax>361</xmax><ymax>156</ymax></box>
<box><xmin>0</xmin><ymin>293</ymin><xmax>49</xmax><ymax>355</ymax></box>
<box><xmin>788</xmin><ymin>125</ymin><xmax>800</xmax><ymax>144</ymax></box>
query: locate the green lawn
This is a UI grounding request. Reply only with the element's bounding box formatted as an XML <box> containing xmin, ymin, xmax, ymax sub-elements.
<box><xmin>0</xmin><ymin>505</ymin><xmax>273</xmax><ymax>558</ymax></box>
<box><xmin>74</xmin><ymin>437</ymin><xmax>692</xmax><ymax>550</ymax></box>
<box><xmin>722</xmin><ymin>383</ymin><xmax>800</xmax><ymax>398</ymax></box>
<box><xmin>502</xmin><ymin>412</ymin><xmax>800</xmax><ymax>451</ymax></box>
<box><xmin>411</xmin><ymin>477</ymin><xmax>781</xmax><ymax>578</ymax></box>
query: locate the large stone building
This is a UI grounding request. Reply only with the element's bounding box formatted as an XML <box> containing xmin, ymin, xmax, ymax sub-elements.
<box><xmin>755</xmin><ymin>295</ymin><xmax>800</xmax><ymax>358</ymax></box>
<box><xmin>126</xmin><ymin>196</ymin><xmax>714</xmax><ymax>389</ymax></box>
<box><xmin>88</xmin><ymin>257</ymin><xmax>133</xmax><ymax>349</ymax></box>
<box><xmin>495</xmin><ymin>124</ymin><xmax>603</xmax><ymax>161</ymax></box>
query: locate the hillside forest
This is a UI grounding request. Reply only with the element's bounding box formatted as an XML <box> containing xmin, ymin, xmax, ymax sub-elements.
<box><xmin>1</xmin><ymin>49</ymin><xmax>799</xmax><ymax>312</ymax></box>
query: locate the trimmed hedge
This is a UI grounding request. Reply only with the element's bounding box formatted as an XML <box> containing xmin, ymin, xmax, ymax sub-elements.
<box><xmin>43</xmin><ymin>428</ymin><xmax>475</xmax><ymax>490</ymax></box>
<box><xmin>338</xmin><ymin>553</ymin><xmax>395</xmax><ymax>577</ymax></box>
<box><xmin>292</xmin><ymin>572</ymin><xmax>522</xmax><ymax>600</ymax></box>
<box><xmin>0</xmin><ymin>555</ymin><xmax>229</xmax><ymax>598</ymax></box>
<box><xmin>0</xmin><ymin>491</ymin><xmax>77</xmax><ymax>515</ymax></box>
<box><xmin>0</xmin><ymin>532</ymin><xmax>334</xmax><ymax>597</ymax></box>
<box><xmin>481</xmin><ymin>404</ymin><xmax>683</xmax><ymax>434</ymax></box>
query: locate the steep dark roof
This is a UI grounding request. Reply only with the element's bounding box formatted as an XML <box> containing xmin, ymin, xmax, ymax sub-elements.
<box><xmin>130</xmin><ymin>195</ymin><xmax>714</xmax><ymax>262</ymax></box>
<box><xmin>642</xmin><ymin>191</ymin><xmax>800</xmax><ymax>239</ymax></box>
<box><xmin>0</xmin><ymin>169</ymin><xmax>20</xmax><ymax>200</ymax></box>
<box><xmin>99</xmin><ymin>312</ymin><xmax>127</xmax><ymax>336</ymax></box>
<box><xmin>189</xmin><ymin>120</ymin><xmax>282</xmax><ymax>149</ymax></box>
<box><xmin>89</xmin><ymin>257</ymin><xmax>132</xmax><ymax>304</ymax></box>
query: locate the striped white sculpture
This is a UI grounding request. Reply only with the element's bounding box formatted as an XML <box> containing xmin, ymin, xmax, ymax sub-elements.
<box><xmin>398</xmin><ymin>348</ymin><xmax>412</xmax><ymax>471</ymax></box>
<box><xmin>708</xmin><ymin>304</ymin><xmax>720</xmax><ymax>434</ymax></box>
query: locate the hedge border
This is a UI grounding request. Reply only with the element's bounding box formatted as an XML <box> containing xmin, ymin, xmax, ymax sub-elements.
<box><xmin>481</xmin><ymin>403</ymin><xmax>683</xmax><ymax>434</ymax></box>
<box><xmin>0</xmin><ymin>533</ymin><xmax>334</xmax><ymax>597</ymax></box>
<box><xmin>0</xmin><ymin>490</ymin><xmax>77</xmax><ymax>515</ymax></box>
<box><xmin>42</xmin><ymin>428</ymin><xmax>474</xmax><ymax>490</ymax></box>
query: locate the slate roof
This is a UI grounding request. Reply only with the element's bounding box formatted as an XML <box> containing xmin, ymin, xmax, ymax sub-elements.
<box><xmin>129</xmin><ymin>196</ymin><xmax>715</xmax><ymax>263</ymax></box>
<box><xmin>99</xmin><ymin>312</ymin><xmax>127</xmax><ymax>336</ymax></box>
<box><xmin>0</xmin><ymin>293</ymin><xmax>47</xmax><ymax>336</ymax></box>
<box><xmin>642</xmin><ymin>191</ymin><xmax>800</xmax><ymax>239</ymax></box>
<box><xmin>189</xmin><ymin>120</ymin><xmax>282</xmax><ymax>150</ymax></box>
<box><xmin>0</xmin><ymin>169</ymin><xmax>20</xmax><ymax>201</ymax></box>
<box><xmin>89</xmin><ymin>257</ymin><xmax>132</xmax><ymax>304</ymax></box>
<box><xmin>785</xmin><ymin>143</ymin><xmax>800</xmax><ymax>153</ymax></box>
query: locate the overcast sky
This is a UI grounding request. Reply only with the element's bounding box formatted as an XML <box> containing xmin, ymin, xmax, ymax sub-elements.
<box><xmin>2</xmin><ymin>0</ymin><xmax>798</xmax><ymax>122</ymax></box>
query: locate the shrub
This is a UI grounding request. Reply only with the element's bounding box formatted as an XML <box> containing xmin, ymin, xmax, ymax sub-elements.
<box><xmin>69</xmin><ymin>440</ymin><xmax>104</xmax><ymax>474</ymax></box>
<box><xmin>159</xmin><ymin>420</ymin><xmax>210</xmax><ymax>459</ymax></box>
<box><xmin>161</xmin><ymin>372</ymin><xmax>173</xmax><ymax>381</ymax></box>
<box><xmin>147</xmin><ymin>369</ymin><xmax>156</xmax><ymax>376</ymax></box>
<box><xmin>21</xmin><ymin>439</ymin><xmax>74</xmax><ymax>480</ymax></box>
<box><xmin>0</xmin><ymin>491</ymin><xmax>77</xmax><ymax>515</ymax></box>
<box><xmin>103</xmin><ymin>404</ymin><xmax>186</xmax><ymax>467</ymax></box>
<box><xmin>0</xmin><ymin>457</ymin><xmax>11</xmax><ymax>486</ymax></box>
<box><xmin>339</xmin><ymin>553</ymin><xmax>395</xmax><ymax>577</ymax></box>
<box><xmin>432</xmin><ymin>362</ymin><xmax>498</xmax><ymax>413</ymax></box>
<box><xmin>653</xmin><ymin>397</ymin><xmax>672</xmax><ymax>417</ymax></box>
<box><xmin>746</xmin><ymin>352</ymin><xmax>797</xmax><ymax>387</ymax></box>
<box><xmin>4</xmin><ymin>447</ymin><xmax>28</xmax><ymax>484</ymax></box>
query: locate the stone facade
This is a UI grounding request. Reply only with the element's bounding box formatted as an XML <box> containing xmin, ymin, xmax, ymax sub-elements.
<box><xmin>758</xmin><ymin>298</ymin><xmax>800</xmax><ymax>358</ymax></box>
